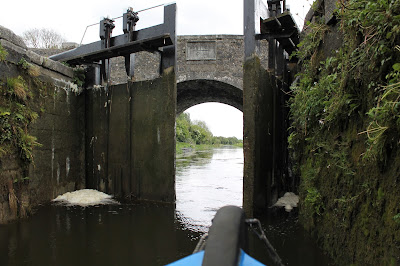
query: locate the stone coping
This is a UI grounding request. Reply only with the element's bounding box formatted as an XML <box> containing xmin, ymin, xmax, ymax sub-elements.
<box><xmin>0</xmin><ymin>25</ymin><xmax>74</xmax><ymax>78</ymax></box>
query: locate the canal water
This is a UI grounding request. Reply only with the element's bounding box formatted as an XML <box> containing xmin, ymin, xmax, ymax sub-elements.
<box><xmin>0</xmin><ymin>147</ymin><xmax>334</xmax><ymax>265</ymax></box>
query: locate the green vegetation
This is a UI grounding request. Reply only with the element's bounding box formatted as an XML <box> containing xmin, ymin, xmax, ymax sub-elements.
<box><xmin>73</xmin><ymin>66</ymin><xmax>86</xmax><ymax>87</ymax></box>
<box><xmin>0</xmin><ymin>56</ymin><xmax>53</xmax><ymax>165</ymax></box>
<box><xmin>18</xmin><ymin>58</ymin><xmax>40</xmax><ymax>77</ymax></box>
<box><xmin>304</xmin><ymin>187</ymin><xmax>323</xmax><ymax>216</ymax></box>
<box><xmin>291</xmin><ymin>0</ymin><xmax>400</xmax><ymax>159</ymax></box>
<box><xmin>212</xmin><ymin>136</ymin><xmax>243</xmax><ymax>146</ymax></box>
<box><xmin>0</xmin><ymin>75</ymin><xmax>41</xmax><ymax>163</ymax></box>
<box><xmin>13</xmin><ymin>176</ymin><xmax>30</xmax><ymax>183</ymax></box>
<box><xmin>394</xmin><ymin>213</ymin><xmax>400</xmax><ymax>224</ymax></box>
<box><xmin>290</xmin><ymin>0</ymin><xmax>400</xmax><ymax>264</ymax></box>
<box><xmin>176</xmin><ymin>112</ymin><xmax>213</xmax><ymax>144</ymax></box>
<box><xmin>175</xmin><ymin>112</ymin><xmax>242</xmax><ymax>153</ymax></box>
<box><xmin>0</xmin><ymin>43</ymin><xmax>7</xmax><ymax>61</ymax></box>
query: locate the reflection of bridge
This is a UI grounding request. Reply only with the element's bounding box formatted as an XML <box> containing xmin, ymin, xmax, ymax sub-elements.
<box><xmin>108</xmin><ymin>35</ymin><xmax>268</xmax><ymax>113</ymax></box>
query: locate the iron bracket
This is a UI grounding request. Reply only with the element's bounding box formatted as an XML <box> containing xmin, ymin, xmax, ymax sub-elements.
<box><xmin>50</xmin><ymin>3</ymin><xmax>176</xmax><ymax>84</ymax></box>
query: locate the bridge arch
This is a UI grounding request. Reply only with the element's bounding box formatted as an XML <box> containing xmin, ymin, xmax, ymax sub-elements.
<box><xmin>177</xmin><ymin>79</ymin><xmax>243</xmax><ymax>114</ymax></box>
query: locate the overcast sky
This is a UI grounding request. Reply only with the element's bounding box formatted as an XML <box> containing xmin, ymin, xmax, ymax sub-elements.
<box><xmin>0</xmin><ymin>0</ymin><xmax>313</xmax><ymax>139</ymax></box>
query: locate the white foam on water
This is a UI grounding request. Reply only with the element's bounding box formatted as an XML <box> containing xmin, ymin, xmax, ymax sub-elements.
<box><xmin>52</xmin><ymin>189</ymin><xmax>119</xmax><ymax>207</ymax></box>
<box><xmin>273</xmin><ymin>192</ymin><xmax>299</xmax><ymax>212</ymax></box>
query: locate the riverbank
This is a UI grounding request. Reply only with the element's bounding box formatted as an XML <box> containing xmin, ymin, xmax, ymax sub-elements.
<box><xmin>176</xmin><ymin>142</ymin><xmax>243</xmax><ymax>155</ymax></box>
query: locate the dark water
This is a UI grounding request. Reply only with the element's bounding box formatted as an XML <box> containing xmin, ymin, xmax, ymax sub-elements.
<box><xmin>0</xmin><ymin>147</ymin><xmax>334</xmax><ymax>266</ymax></box>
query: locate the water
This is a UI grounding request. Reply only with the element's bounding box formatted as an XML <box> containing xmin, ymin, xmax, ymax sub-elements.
<box><xmin>0</xmin><ymin>147</ymin><xmax>334</xmax><ymax>265</ymax></box>
<box><xmin>176</xmin><ymin>147</ymin><xmax>243</xmax><ymax>232</ymax></box>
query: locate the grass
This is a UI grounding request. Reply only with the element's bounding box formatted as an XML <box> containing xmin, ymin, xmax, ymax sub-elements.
<box><xmin>7</xmin><ymin>76</ymin><xmax>28</xmax><ymax>101</ymax></box>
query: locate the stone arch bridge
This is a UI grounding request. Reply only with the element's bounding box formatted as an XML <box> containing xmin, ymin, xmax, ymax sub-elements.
<box><xmin>45</xmin><ymin>0</ymin><xmax>294</xmax><ymax>216</ymax></box>
<box><xmin>107</xmin><ymin>35</ymin><xmax>268</xmax><ymax>113</ymax></box>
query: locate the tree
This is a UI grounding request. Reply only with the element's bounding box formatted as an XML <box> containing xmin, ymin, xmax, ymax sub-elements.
<box><xmin>175</xmin><ymin>112</ymin><xmax>242</xmax><ymax>146</ymax></box>
<box><xmin>194</xmin><ymin>120</ymin><xmax>211</xmax><ymax>132</ymax></box>
<box><xmin>192</xmin><ymin>120</ymin><xmax>213</xmax><ymax>144</ymax></box>
<box><xmin>176</xmin><ymin>112</ymin><xmax>213</xmax><ymax>144</ymax></box>
<box><xmin>22</xmin><ymin>28</ymin><xmax>66</xmax><ymax>48</ymax></box>
<box><xmin>176</xmin><ymin>113</ymin><xmax>192</xmax><ymax>142</ymax></box>
<box><xmin>190</xmin><ymin>124</ymin><xmax>212</xmax><ymax>144</ymax></box>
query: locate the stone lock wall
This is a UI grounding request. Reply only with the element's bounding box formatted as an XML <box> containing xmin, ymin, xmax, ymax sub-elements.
<box><xmin>0</xmin><ymin>26</ymin><xmax>85</xmax><ymax>223</ymax></box>
<box><xmin>293</xmin><ymin>0</ymin><xmax>400</xmax><ymax>264</ymax></box>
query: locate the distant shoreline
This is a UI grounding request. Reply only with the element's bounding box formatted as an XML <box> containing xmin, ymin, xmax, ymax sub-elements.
<box><xmin>176</xmin><ymin>142</ymin><xmax>243</xmax><ymax>155</ymax></box>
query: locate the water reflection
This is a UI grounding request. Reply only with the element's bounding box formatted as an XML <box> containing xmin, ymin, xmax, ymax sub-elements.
<box><xmin>175</xmin><ymin>149</ymin><xmax>214</xmax><ymax>170</ymax></box>
<box><xmin>175</xmin><ymin>147</ymin><xmax>334</xmax><ymax>266</ymax></box>
<box><xmin>248</xmin><ymin>210</ymin><xmax>335</xmax><ymax>266</ymax></box>
<box><xmin>176</xmin><ymin>147</ymin><xmax>243</xmax><ymax>231</ymax></box>
<box><xmin>0</xmin><ymin>146</ymin><xmax>334</xmax><ymax>266</ymax></box>
<box><xmin>0</xmin><ymin>203</ymin><xmax>200</xmax><ymax>266</ymax></box>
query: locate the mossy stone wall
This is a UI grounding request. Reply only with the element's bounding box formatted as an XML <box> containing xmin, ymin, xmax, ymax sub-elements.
<box><xmin>291</xmin><ymin>0</ymin><xmax>400</xmax><ymax>264</ymax></box>
<box><xmin>0</xmin><ymin>26</ymin><xmax>85</xmax><ymax>223</ymax></box>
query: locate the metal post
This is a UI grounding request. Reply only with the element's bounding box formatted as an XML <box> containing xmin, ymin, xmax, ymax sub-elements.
<box><xmin>86</xmin><ymin>63</ymin><xmax>101</xmax><ymax>87</ymax></box>
<box><xmin>99</xmin><ymin>18</ymin><xmax>115</xmax><ymax>83</ymax></box>
<box><xmin>160</xmin><ymin>3</ymin><xmax>176</xmax><ymax>74</ymax></box>
<box><xmin>123</xmin><ymin>8</ymin><xmax>139</xmax><ymax>78</ymax></box>
<box><xmin>244</xmin><ymin>0</ymin><xmax>257</xmax><ymax>59</ymax></box>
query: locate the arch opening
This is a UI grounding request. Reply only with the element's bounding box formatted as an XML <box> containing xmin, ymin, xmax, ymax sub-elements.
<box><xmin>177</xmin><ymin>79</ymin><xmax>243</xmax><ymax>115</ymax></box>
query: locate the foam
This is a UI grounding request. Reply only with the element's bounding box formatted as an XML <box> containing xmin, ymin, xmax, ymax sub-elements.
<box><xmin>52</xmin><ymin>189</ymin><xmax>119</xmax><ymax>207</ymax></box>
<box><xmin>273</xmin><ymin>192</ymin><xmax>299</xmax><ymax>212</ymax></box>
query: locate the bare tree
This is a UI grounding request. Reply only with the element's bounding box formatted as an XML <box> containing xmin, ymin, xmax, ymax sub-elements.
<box><xmin>22</xmin><ymin>28</ymin><xmax>66</xmax><ymax>48</ymax></box>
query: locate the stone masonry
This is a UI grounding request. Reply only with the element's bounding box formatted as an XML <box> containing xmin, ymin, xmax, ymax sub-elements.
<box><xmin>0</xmin><ymin>26</ymin><xmax>85</xmax><ymax>223</ymax></box>
<box><xmin>34</xmin><ymin>35</ymin><xmax>269</xmax><ymax>114</ymax></box>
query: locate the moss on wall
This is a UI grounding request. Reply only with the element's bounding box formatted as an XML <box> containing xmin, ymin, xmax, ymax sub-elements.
<box><xmin>1</xmin><ymin>73</ymin><xmax>44</xmax><ymax>165</ymax></box>
<box><xmin>0</xmin><ymin>43</ymin><xmax>7</xmax><ymax>61</ymax></box>
<box><xmin>0</xmin><ymin>56</ymin><xmax>53</xmax><ymax>222</ymax></box>
<box><xmin>290</xmin><ymin>0</ymin><xmax>400</xmax><ymax>264</ymax></box>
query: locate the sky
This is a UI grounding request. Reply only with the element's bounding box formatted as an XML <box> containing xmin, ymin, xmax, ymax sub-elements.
<box><xmin>0</xmin><ymin>0</ymin><xmax>314</xmax><ymax>139</ymax></box>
